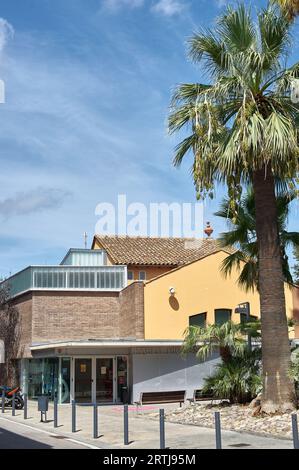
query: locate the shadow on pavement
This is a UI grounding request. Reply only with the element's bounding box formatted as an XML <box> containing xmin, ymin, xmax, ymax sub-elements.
<box><xmin>0</xmin><ymin>427</ymin><xmax>52</xmax><ymax>449</ymax></box>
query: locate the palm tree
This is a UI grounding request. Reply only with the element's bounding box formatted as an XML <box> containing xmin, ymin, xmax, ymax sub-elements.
<box><xmin>183</xmin><ymin>321</ymin><xmax>262</xmax><ymax>403</ymax></box>
<box><xmin>183</xmin><ymin>320</ymin><xmax>260</xmax><ymax>363</ymax></box>
<box><xmin>215</xmin><ymin>188</ymin><xmax>299</xmax><ymax>291</ymax></box>
<box><xmin>274</xmin><ymin>0</ymin><xmax>299</xmax><ymax>20</ymax></box>
<box><xmin>169</xmin><ymin>4</ymin><xmax>299</xmax><ymax>413</ymax></box>
<box><xmin>202</xmin><ymin>350</ymin><xmax>262</xmax><ymax>404</ymax></box>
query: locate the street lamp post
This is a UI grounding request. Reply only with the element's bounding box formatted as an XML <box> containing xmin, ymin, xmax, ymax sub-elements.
<box><xmin>235</xmin><ymin>302</ymin><xmax>252</xmax><ymax>351</ymax></box>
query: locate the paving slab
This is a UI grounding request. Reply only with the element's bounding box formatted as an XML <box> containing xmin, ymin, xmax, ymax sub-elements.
<box><xmin>0</xmin><ymin>401</ymin><xmax>293</xmax><ymax>449</ymax></box>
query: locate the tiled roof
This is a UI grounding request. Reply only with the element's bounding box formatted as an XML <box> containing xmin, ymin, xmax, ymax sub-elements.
<box><xmin>93</xmin><ymin>235</ymin><xmax>233</xmax><ymax>267</ymax></box>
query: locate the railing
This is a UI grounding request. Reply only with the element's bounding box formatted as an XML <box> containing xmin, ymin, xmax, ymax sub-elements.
<box><xmin>3</xmin><ymin>265</ymin><xmax>127</xmax><ymax>298</ymax></box>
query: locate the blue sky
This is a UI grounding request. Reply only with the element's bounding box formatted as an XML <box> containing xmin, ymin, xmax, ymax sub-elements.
<box><xmin>0</xmin><ymin>0</ymin><xmax>298</xmax><ymax>276</ymax></box>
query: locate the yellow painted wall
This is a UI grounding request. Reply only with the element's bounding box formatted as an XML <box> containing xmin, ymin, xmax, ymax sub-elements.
<box><xmin>144</xmin><ymin>250</ymin><xmax>295</xmax><ymax>340</ymax></box>
<box><xmin>93</xmin><ymin>240</ymin><xmax>114</xmax><ymax>265</ymax></box>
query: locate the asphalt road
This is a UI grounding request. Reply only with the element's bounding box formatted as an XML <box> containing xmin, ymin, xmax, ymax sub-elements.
<box><xmin>0</xmin><ymin>418</ymin><xmax>95</xmax><ymax>449</ymax></box>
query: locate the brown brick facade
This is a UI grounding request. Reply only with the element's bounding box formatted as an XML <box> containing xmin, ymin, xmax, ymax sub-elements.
<box><xmin>119</xmin><ymin>282</ymin><xmax>144</xmax><ymax>340</ymax></box>
<box><xmin>0</xmin><ymin>286</ymin><xmax>145</xmax><ymax>372</ymax></box>
<box><xmin>32</xmin><ymin>291</ymin><xmax>120</xmax><ymax>344</ymax></box>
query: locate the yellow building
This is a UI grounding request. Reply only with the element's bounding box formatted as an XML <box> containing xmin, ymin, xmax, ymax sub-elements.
<box><xmin>3</xmin><ymin>235</ymin><xmax>298</xmax><ymax>404</ymax></box>
<box><xmin>93</xmin><ymin>235</ymin><xmax>298</xmax><ymax>341</ymax></box>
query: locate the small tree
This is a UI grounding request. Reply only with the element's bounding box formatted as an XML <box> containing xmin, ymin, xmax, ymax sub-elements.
<box><xmin>183</xmin><ymin>320</ymin><xmax>262</xmax><ymax>404</ymax></box>
<box><xmin>183</xmin><ymin>320</ymin><xmax>258</xmax><ymax>363</ymax></box>
<box><xmin>0</xmin><ymin>284</ymin><xmax>20</xmax><ymax>386</ymax></box>
<box><xmin>202</xmin><ymin>349</ymin><xmax>262</xmax><ymax>404</ymax></box>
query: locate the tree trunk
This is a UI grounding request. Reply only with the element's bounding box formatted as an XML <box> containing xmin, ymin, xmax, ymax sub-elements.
<box><xmin>253</xmin><ymin>167</ymin><xmax>296</xmax><ymax>413</ymax></box>
<box><xmin>219</xmin><ymin>345</ymin><xmax>232</xmax><ymax>363</ymax></box>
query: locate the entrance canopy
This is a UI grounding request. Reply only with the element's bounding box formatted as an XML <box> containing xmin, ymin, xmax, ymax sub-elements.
<box><xmin>30</xmin><ymin>339</ymin><xmax>184</xmax><ymax>354</ymax></box>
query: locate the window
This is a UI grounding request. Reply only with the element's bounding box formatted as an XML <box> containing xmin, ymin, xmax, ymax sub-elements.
<box><xmin>240</xmin><ymin>313</ymin><xmax>258</xmax><ymax>325</ymax></box>
<box><xmin>189</xmin><ymin>313</ymin><xmax>207</xmax><ymax>328</ymax></box>
<box><xmin>138</xmin><ymin>271</ymin><xmax>146</xmax><ymax>281</ymax></box>
<box><xmin>215</xmin><ymin>309</ymin><xmax>231</xmax><ymax>326</ymax></box>
<box><xmin>127</xmin><ymin>271</ymin><xmax>134</xmax><ymax>281</ymax></box>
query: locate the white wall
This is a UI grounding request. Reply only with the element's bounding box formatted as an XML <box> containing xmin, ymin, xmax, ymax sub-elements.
<box><xmin>132</xmin><ymin>352</ymin><xmax>220</xmax><ymax>402</ymax></box>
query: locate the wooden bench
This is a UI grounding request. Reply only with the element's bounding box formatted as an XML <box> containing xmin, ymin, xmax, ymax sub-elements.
<box><xmin>135</xmin><ymin>390</ymin><xmax>186</xmax><ymax>408</ymax></box>
<box><xmin>188</xmin><ymin>389</ymin><xmax>229</xmax><ymax>404</ymax></box>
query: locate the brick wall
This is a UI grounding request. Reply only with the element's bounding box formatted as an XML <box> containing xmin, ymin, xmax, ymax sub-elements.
<box><xmin>119</xmin><ymin>282</ymin><xmax>144</xmax><ymax>339</ymax></box>
<box><xmin>0</xmin><ymin>284</ymin><xmax>146</xmax><ymax>370</ymax></box>
<box><xmin>32</xmin><ymin>291</ymin><xmax>121</xmax><ymax>343</ymax></box>
<box><xmin>14</xmin><ymin>293</ymin><xmax>33</xmax><ymax>358</ymax></box>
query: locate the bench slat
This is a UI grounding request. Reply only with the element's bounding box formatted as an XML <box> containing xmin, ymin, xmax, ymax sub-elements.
<box><xmin>138</xmin><ymin>390</ymin><xmax>186</xmax><ymax>405</ymax></box>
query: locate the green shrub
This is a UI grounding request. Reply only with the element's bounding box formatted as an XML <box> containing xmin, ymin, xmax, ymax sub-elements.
<box><xmin>289</xmin><ymin>347</ymin><xmax>299</xmax><ymax>397</ymax></box>
<box><xmin>202</xmin><ymin>349</ymin><xmax>262</xmax><ymax>404</ymax></box>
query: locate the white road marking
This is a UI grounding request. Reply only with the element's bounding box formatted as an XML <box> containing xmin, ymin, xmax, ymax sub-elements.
<box><xmin>0</xmin><ymin>416</ymin><xmax>100</xmax><ymax>449</ymax></box>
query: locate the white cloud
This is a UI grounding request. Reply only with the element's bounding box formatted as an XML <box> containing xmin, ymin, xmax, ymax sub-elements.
<box><xmin>0</xmin><ymin>18</ymin><xmax>14</xmax><ymax>53</ymax></box>
<box><xmin>102</xmin><ymin>0</ymin><xmax>144</xmax><ymax>11</ymax></box>
<box><xmin>151</xmin><ymin>0</ymin><xmax>185</xmax><ymax>16</ymax></box>
<box><xmin>0</xmin><ymin>188</ymin><xmax>71</xmax><ymax>218</ymax></box>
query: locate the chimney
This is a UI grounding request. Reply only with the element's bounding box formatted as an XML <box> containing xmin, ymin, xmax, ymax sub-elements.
<box><xmin>204</xmin><ymin>221</ymin><xmax>214</xmax><ymax>239</ymax></box>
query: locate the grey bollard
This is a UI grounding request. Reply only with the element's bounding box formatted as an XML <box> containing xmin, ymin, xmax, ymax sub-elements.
<box><xmin>124</xmin><ymin>404</ymin><xmax>129</xmax><ymax>445</ymax></box>
<box><xmin>12</xmin><ymin>392</ymin><xmax>15</xmax><ymax>417</ymax></box>
<box><xmin>71</xmin><ymin>400</ymin><xmax>76</xmax><ymax>433</ymax></box>
<box><xmin>93</xmin><ymin>404</ymin><xmax>98</xmax><ymax>439</ymax></box>
<box><xmin>54</xmin><ymin>397</ymin><xmax>58</xmax><ymax>428</ymax></box>
<box><xmin>292</xmin><ymin>413</ymin><xmax>299</xmax><ymax>449</ymax></box>
<box><xmin>160</xmin><ymin>409</ymin><xmax>165</xmax><ymax>449</ymax></box>
<box><xmin>24</xmin><ymin>394</ymin><xmax>28</xmax><ymax>419</ymax></box>
<box><xmin>215</xmin><ymin>411</ymin><xmax>222</xmax><ymax>449</ymax></box>
<box><xmin>1</xmin><ymin>390</ymin><xmax>5</xmax><ymax>414</ymax></box>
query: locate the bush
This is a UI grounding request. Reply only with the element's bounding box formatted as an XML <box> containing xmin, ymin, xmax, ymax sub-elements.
<box><xmin>202</xmin><ymin>349</ymin><xmax>262</xmax><ymax>404</ymax></box>
<box><xmin>289</xmin><ymin>347</ymin><xmax>299</xmax><ymax>398</ymax></box>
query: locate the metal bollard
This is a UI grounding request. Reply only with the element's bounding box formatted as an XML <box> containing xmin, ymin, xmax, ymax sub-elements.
<box><xmin>159</xmin><ymin>409</ymin><xmax>165</xmax><ymax>449</ymax></box>
<box><xmin>71</xmin><ymin>400</ymin><xmax>76</xmax><ymax>433</ymax></box>
<box><xmin>1</xmin><ymin>389</ymin><xmax>5</xmax><ymax>414</ymax></box>
<box><xmin>24</xmin><ymin>394</ymin><xmax>28</xmax><ymax>419</ymax></box>
<box><xmin>93</xmin><ymin>403</ymin><xmax>98</xmax><ymax>439</ymax></box>
<box><xmin>292</xmin><ymin>413</ymin><xmax>299</xmax><ymax>449</ymax></box>
<box><xmin>54</xmin><ymin>397</ymin><xmax>58</xmax><ymax>428</ymax></box>
<box><xmin>12</xmin><ymin>392</ymin><xmax>15</xmax><ymax>417</ymax></box>
<box><xmin>124</xmin><ymin>404</ymin><xmax>129</xmax><ymax>445</ymax></box>
<box><xmin>215</xmin><ymin>411</ymin><xmax>222</xmax><ymax>449</ymax></box>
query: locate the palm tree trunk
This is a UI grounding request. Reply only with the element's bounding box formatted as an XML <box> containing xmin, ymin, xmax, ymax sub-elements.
<box><xmin>253</xmin><ymin>167</ymin><xmax>295</xmax><ymax>413</ymax></box>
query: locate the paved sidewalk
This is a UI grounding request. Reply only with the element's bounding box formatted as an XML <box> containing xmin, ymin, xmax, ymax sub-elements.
<box><xmin>0</xmin><ymin>401</ymin><xmax>294</xmax><ymax>449</ymax></box>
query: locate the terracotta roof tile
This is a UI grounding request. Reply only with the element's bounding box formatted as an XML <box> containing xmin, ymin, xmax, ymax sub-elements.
<box><xmin>93</xmin><ymin>235</ymin><xmax>234</xmax><ymax>266</ymax></box>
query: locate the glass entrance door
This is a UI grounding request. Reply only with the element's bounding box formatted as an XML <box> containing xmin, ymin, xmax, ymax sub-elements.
<box><xmin>117</xmin><ymin>356</ymin><xmax>128</xmax><ymax>403</ymax></box>
<box><xmin>74</xmin><ymin>358</ymin><xmax>92</xmax><ymax>403</ymax></box>
<box><xmin>96</xmin><ymin>358</ymin><xmax>114</xmax><ymax>403</ymax></box>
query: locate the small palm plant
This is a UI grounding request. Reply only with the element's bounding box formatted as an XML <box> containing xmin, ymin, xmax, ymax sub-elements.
<box><xmin>289</xmin><ymin>348</ymin><xmax>299</xmax><ymax>396</ymax></box>
<box><xmin>202</xmin><ymin>349</ymin><xmax>262</xmax><ymax>404</ymax></box>
<box><xmin>215</xmin><ymin>188</ymin><xmax>299</xmax><ymax>291</ymax></box>
<box><xmin>183</xmin><ymin>320</ymin><xmax>261</xmax><ymax>404</ymax></box>
<box><xmin>183</xmin><ymin>320</ymin><xmax>261</xmax><ymax>362</ymax></box>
